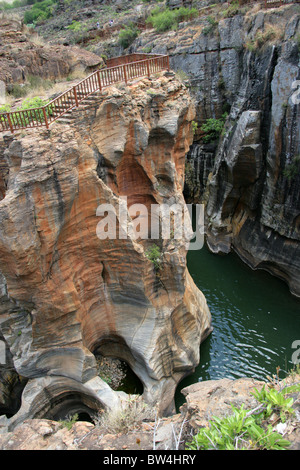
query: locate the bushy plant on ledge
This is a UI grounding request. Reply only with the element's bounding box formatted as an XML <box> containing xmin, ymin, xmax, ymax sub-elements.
<box><xmin>186</xmin><ymin>379</ymin><xmax>300</xmax><ymax>450</ymax></box>
<box><xmin>119</xmin><ymin>23</ymin><xmax>140</xmax><ymax>49</ymax></box>
<box><xmin>200</xmin><ymin>112</ymin><xmax>228</xmax><ymax>143</ymax></box>
<box><xmin>145</xmin><ymin>244</ymin><xmax>162</xmax><ymax>272</ymax></box>
<box><xmin>146</xmin><ymin>6</ymin><xmax>198</xmax><ymax>33</ymax></box>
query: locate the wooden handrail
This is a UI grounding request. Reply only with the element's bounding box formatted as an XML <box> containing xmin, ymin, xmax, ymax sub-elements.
<box><xmin>0</xmin><ymin>53</ymin><xmax>170</xmax><ymax>134</ymax></box>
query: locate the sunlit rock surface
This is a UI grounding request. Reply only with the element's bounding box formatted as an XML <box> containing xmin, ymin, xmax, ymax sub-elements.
<box><xmin>0</xmin><ymin>74</ymin><xmax>212</xmax><ymax>426</ymax></box>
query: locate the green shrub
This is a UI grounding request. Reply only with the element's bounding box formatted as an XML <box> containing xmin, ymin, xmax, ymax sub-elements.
<box><xmin>186</xmin><ymin>380</ymin><xmax>299</xmax><ymax>451</ymax></box>
<box><xmin>283</xmin><ymin>155</ymin><xmax>300</xmax><ymax>181</ymax></box>
<box><xmin>174</xmin><ymin>6</ymin><xmax>198</xmax><ymax>23</ymax></box>
<box><xmin>145</xmin><ymin>244</ymin><xmax>162</xmax><ymax>271</ymax></box>
<box><xmin>118</xmin><ymin>23</ymin><xmax>139</xmax><ymax>49</ymax></box>
<box><xmin>200</xmin><ymin>113</ymin><xmax>228</xmax><ymax>143</ymax></box>
<box><xmin>192</xmin><ymin>120</ymin><xmax>198</xmax><ymax>135</ymax></box>
<box><xmin>0</xmin><ymin>105</ymin><xmax>11</xmax><ymax>124</ymax></box>
<box><xmin>59</xmin><ymin>413</ymin><xmax>78</xmax><ymax>431</ymax></box>
<box><xmin>24</xmin><ymin>0</ymin><xmax>56</xmax><ymax>24</ymax></box>
<box><xmin>9</xmin><ymin>96</ymin><xmax>52</xmax><ymax>126</ymax></box>
<box><xmin>186</xmin><ymin>403</ymin><xmax>291</xmax><ymax>450</ymax></box>
<box><xmin>146</xmin><ymin>8</ymin><xmax>176</xmax><ymax>32</ymax></box>
<box><xmin>202</xmin><ymin>15</ymin><xmax>218</xmax><ymax>35</ymax></box>
<box><xmin>0</xmin><ymin>104</ymin><xmax>11</xmax><ymax>114</ymax></box>
<box><xmin>146</xmin><ymin>6</ymin><xmax>198</xmax><ymax>33</ymax></box>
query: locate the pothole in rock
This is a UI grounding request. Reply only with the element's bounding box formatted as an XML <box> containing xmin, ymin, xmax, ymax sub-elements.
<box><xmin>95</xmin><ymin>355</ymin><xmax>143</xmax><ymax>395</ymax></box>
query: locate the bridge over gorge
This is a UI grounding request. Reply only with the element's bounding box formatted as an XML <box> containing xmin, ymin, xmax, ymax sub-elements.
<box><xmin>0</xmin><ymin>54</ymin><xmax>170</xmax><ymax>134</ymax></box>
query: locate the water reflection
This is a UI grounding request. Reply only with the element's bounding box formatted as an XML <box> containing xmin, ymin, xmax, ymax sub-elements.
<box><xmin>175</xmin><ymin>243</ymin><xmax>300</xmax><ymax>408</ymax></box>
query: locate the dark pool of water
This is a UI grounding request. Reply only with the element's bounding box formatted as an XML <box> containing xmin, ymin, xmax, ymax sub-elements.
<box><xmin>175</xmin><ymin>242</ymin><xmax>300</xmax><ymax>409</ymax></box>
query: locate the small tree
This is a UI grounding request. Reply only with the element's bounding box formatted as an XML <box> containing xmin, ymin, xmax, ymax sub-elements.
<box><xmin>118</xmin><ymin>23</ymin><xmax>139</xmax><ymax>49</ymax></box>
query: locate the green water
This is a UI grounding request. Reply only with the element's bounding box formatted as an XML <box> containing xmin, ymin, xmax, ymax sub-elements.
<box><xmin>175</xmin><ymin>243</ymin><xmax>300</xmax><ymax>408</ymax></box>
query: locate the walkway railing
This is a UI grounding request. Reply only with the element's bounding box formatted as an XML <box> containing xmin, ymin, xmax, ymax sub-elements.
<box><xmin>0</xmin><ymin>53</ymin><xmax>169</xmax><ymax>134</ymax></box>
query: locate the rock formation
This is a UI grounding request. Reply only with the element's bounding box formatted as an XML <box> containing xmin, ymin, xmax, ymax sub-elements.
<box><xmin>0</xmin><ymin>73</ymin><xmax>212</xmax><ymax>428</ymax></box>
<box><xmin>135</xmin><ymin>3</ymin><xmax>300</xmax><ymax>296</ymax></box>
<box><xmin>0</xmin><ymin>19</ymin><xmax>103</xmax><ymax>91</ymax></box>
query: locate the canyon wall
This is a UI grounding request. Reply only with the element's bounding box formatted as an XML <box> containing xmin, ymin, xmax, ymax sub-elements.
<box><xmin>0</xmin><ymin>74</ymin><xmax>212</xmax><ymax>427</ymax></box>
<box><xmin>136</xmin><ymin>4</ymin><xmax>300</xmax><ymax>296</ymax></box>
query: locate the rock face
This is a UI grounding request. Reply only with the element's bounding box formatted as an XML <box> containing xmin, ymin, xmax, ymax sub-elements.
<box><xmin>0</xmin><ymin>74</ymin><xmax>212</xmax><ymax>427</ymax></box>
<box><xmin>1</xmin><ymin>375</ymin><xmax>299</xmax><ymax>450</ymax></box>
<box><xmin>0</xmin><ymin>19</ymin><xmax>103</xmax><ymax>90</ymax></box>
<box><xmin>135</xmin><ymin>4</ymin><xmax>300</xmax><ymax>296</ymax></box>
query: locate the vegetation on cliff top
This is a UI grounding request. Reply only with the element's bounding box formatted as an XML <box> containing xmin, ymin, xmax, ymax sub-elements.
<box><xmin>186</xmin><ymin>369</ymin><xmax>300</xmax><ymax>450</ymax></box>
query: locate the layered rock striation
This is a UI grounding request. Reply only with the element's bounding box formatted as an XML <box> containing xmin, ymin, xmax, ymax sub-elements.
<box><xmin>0</xmin><ymin>73</ymin><xmax>212</xmax><ymax>427</ymax></box>
<box><xmin>135</xmin><ymin>4</ymin><xmax>300</xmax><ymax>296</ymax></box>
<box><xmin>0</xmin><ymin>19</ymin><xmax>103</xmax><ymax>91</ymax></box>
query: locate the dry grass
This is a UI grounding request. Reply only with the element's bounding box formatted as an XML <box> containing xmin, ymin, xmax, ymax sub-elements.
<box><xmin>94</xmin><ymin>396</ymin><xmax>156</xmax><ymax>435</ymax></box>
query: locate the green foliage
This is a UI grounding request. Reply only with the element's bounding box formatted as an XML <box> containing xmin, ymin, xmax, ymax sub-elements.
<box><xmin>186</xmin><ymin>403</ymin><xmax>291</xmax><ymax>451</ymax></box>
<box><xmin>202</xmin><ymin>15</ymin><xmax>218</xmax><ymax>35</ymax></box>
<box><xmin>18</xmin><ymin>96</ymin><xmax>46</xmax><ymax>110</ymax></box>
<box><xmin>145</xmin><ymin>244</ymin><xmax>162</xmax><ymax>271</ymax></box>
<box><xmin>67</xmin><ymin>20</ymin><xmax>84</xmax><ymax>32</ymax></box>
<box><xmin>0</xmin><ymin>104</ymin><xmax>11</xmax><ymax>123</ymax></box>
<box><xmin>192</xmin><ymin>120</ymin><xmax>198</xmax><ymax>135</ymax></box>
<box><xmin>0</xmin><ymin>104</ymin><xmax>11</xmax><ymax>114</ymax></box>
<box><xmin>186</xmin><ymin>380</ymin><xmax>299</xmax><ymax>451</ymax></box>
<box><xmin>283</xmin><ymin>155</ymin><xmax>300</xmax><ymax>181</ymax></box>
<box><xmin>24</xmin><ymin>0</ymin><xmax>56</xmax><ymax>25</ymax></box>
<box><xmin>59</xmin><ymin>413</ymin><xmax>78</xmax><ymax>430</ymax></box>
<box><xmin>146</xmin><ymin>6</ymin><xmax>198</xmax><ymax>33</ymax></box>
<box><xmin>0</xmin><ymin>0</ymin><xmax>29</xmax><ymax>11</ymax></box>
<box><xmin>118</xmin><ymin>23</ymin><xmax>139</xmax><ymax>49</ymax></box>
<box><xmin>200</xmin><ymin>113</ymin><xmax>228</xmax><ymax>143</ymax></box>
<box><xmin>252</xmin><ymin>385</ymin><xmax>296</xmax><ymax>422</ymax></box>
<box><xmin>222</xmin><ymin>2</ymin><xmax>240</xmax><ymax>18</ymax></box>
<box><xmin>10</xmin><ymin>96</ymin><xmax>52</xmax><ymax>126</ymax></box>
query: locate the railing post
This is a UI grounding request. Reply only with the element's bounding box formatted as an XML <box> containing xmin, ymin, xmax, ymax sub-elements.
<box><xmin>42</xmin><ymin>107</ymin><xmax>49</xmax><ymax>129</ymax></box>
<box><xmin>97</xmin><ymin>70</ymin><xmax>102</xmax><ymax>92</ymax></box>
<box><xmin>123</xmin><ymin>64</ymin><xmax>127</xmax><ymax>84</ymax></box>
<box><xmin>7</xmin><ymin>114</ymin><xmax>14</xmax><ymax>134</ymax></box>
<box><xmin>146</xmin><ymin>59</ymin><xmax>150</xmax><ymax>79</ymax></box>
<box><xmin>73</xmin><ymin>86</ymin><xmax>79</xmax><ymax>107</ymax></box>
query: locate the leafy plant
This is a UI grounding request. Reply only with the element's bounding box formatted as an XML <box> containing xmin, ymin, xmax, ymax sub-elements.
<box><xmin>146</xmin><ymin>6</ymin><xmax>198</xmax><ymax>33</ymax></box>
<box><xmin>200</xmin><ymin>113</ymin><xmax>228</xmax><ymax>143</ymax></box>
<box><xmin>186</xmin><ymin>378</ymin><xmax>300</xmax><ymax>451</ymax></box>
<box><xmin>118</xmin><ymin>23</ymin><xmax>139</xmax><ymax>49</ymax></box>
<box><xmin>59</xmin><ymin>413</ymin><xmax>79</xmax><ymax>431</ymax></box>
<box><xmin>24</xmin><ymin>0</ymin><xmax>56</xmax><ymax>25</ymax></box>
<box><xmin>283</xmin><ymin>155</ymin><xmax>300</xmax><ymax>181</ymax></box>
<box><xmin>192</xmin><ymin>120</ymin><xmax>198</xmax><ymax>135</ymax></box>
<box><xmin>186</xmin><ymin>403</ymin><xmax>291</xmax><ymax>450</ymax></box>
<box><xmin>0</xmin><ymin>104</ymin><xmax>11</xmax><ymax>114</ymax></box>
<box><xmin>202</xmin><ymin>15</ymin><xmax>218</xmax><ymax>35</ymax></box>
<box><xmin>8</xmin><ymin>97</ymin><xmax>52</xmax><ymax>126</ymax></box>
<box><xmin>222</xmin><ymin>2</ymin><xmax>240</xmax><ymax>18</ymax></box>
<box><xmin>145</xmin><ymin>244</ymin><xmax>162</xmax><ymax>271</ymax></box>
<box><xmin>252</xmin><ymin>385</ymin><xmax>296</xmax><ymax>422</ymax></box>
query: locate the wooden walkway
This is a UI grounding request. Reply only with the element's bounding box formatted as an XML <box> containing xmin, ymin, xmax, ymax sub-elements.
<box><xmin>0</xmin><ymin>54</ymin><xmax>170</xmax><ymax>134</ymax></box>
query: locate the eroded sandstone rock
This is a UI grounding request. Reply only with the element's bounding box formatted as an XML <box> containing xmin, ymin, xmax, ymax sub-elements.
<box><xmin>0</xmin><ymin>74</ymin><xmax>212</xmax><ymax>426</ymax></box>
<box><xmin>0</xmin><ymin>19</ymin><xmax>103</xmax><ymax>89</ymax></box>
